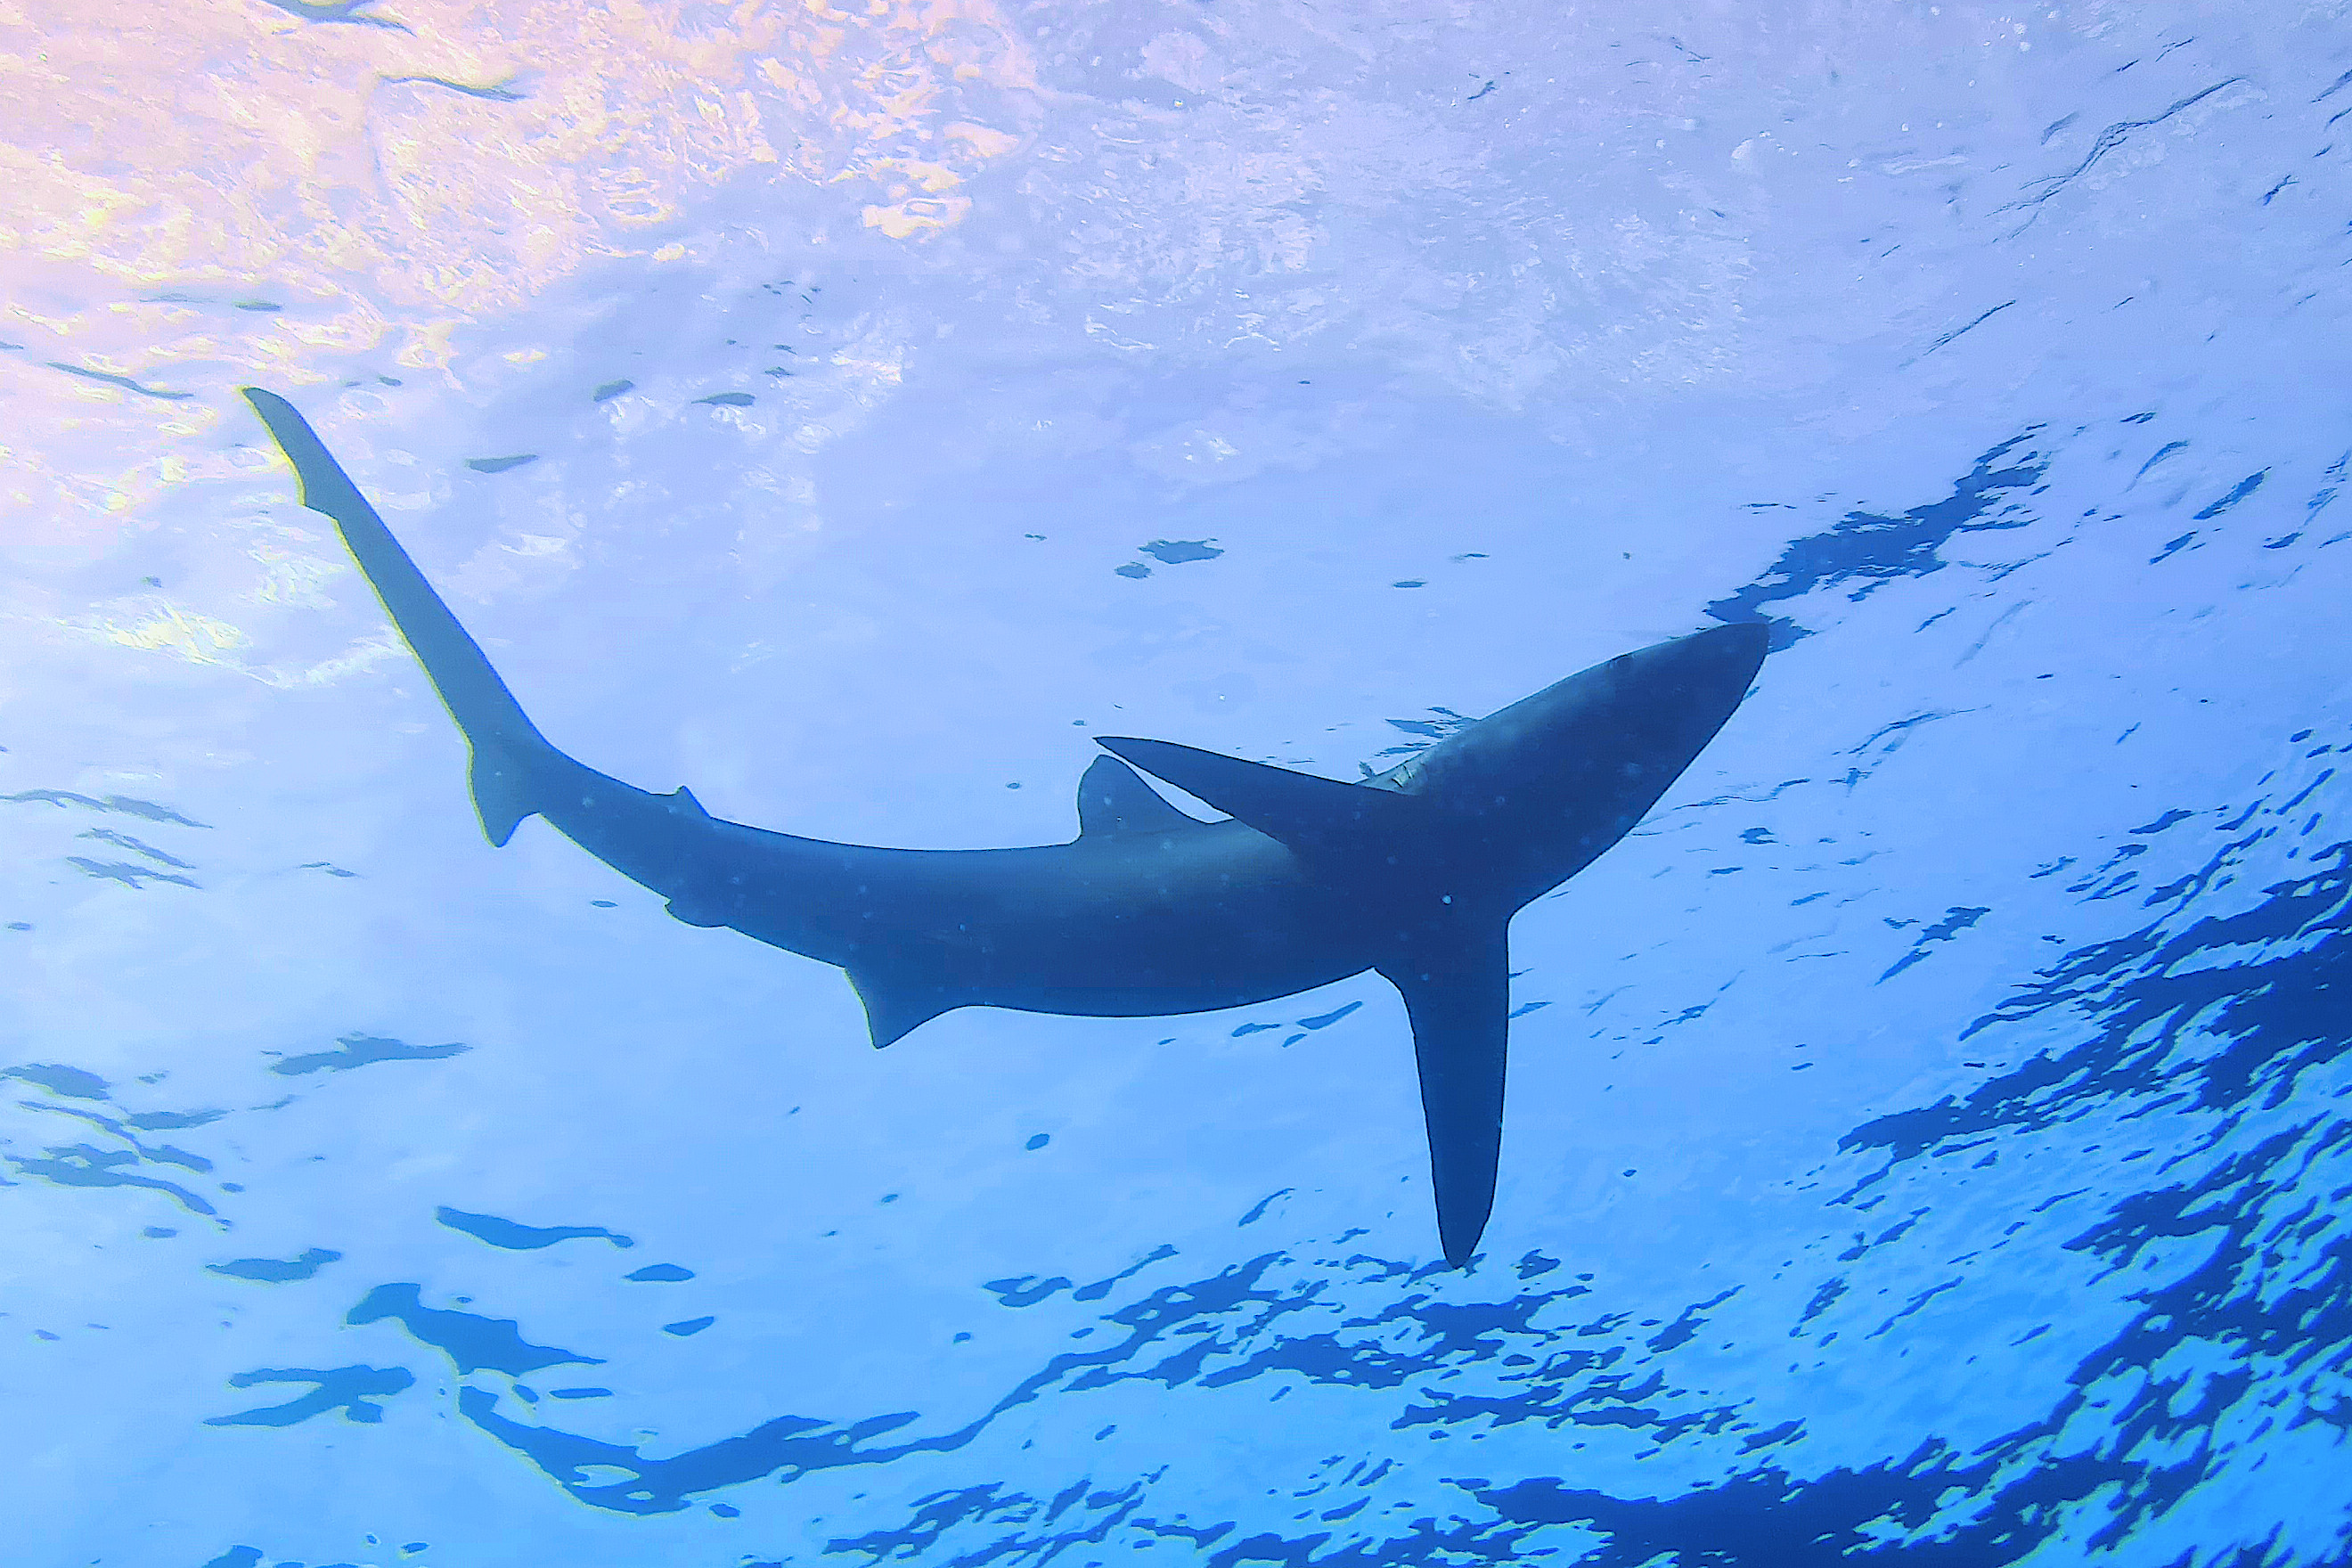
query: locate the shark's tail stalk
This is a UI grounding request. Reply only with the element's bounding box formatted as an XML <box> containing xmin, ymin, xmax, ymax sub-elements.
<box><xmin>243</xmin><ymin>388</ymin><xmax>557</xmax><ymax>847</ymax></box>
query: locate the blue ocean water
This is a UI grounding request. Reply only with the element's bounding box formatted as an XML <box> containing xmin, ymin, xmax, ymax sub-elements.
<box><xmin>4</xmin><ymin>2</ymin><xmax>2349</xmax><ymax>1564</ymax></box>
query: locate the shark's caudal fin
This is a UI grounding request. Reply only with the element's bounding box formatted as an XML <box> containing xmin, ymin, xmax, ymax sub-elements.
<box><xmin>1380</xmin><ymin>926</ymin><xmax>1509</xmax><ymax>1269</ymax></box>
<box><xmin>243</xmin><ymin>388</ymin><xmax>558</xmax><ymax>847</ymax></box>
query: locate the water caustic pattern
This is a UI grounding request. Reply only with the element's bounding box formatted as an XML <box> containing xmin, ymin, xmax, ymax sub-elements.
<box><xmin>0</xmin><ymin>0</ymin><xmax>1034</xmax><ymax>558</ymax></box>
<box><xmin>11</xmin><ymin>412</ymin><xmax>2352</xmax><ymax>1560</ymax></box>
<box><xmin>12</xmin><ymin>719</ymin><xmax>2352</xmax><ymax>1561</ymax></box>
<box><xmin>4</xmin><ymin>1</ymin><xmax>2352</xmax><ymax>1564</ymax></box>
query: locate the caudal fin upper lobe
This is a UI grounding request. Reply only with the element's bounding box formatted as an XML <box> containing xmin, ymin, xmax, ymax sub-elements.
<box><xmin>243</xmin><ymin>388</ymin><xmax>557</xmax><ymax>846</ymax></box>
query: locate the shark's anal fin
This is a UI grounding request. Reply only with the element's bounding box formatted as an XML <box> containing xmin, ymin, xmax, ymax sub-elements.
<box><xmin>1076</xmin><ymin>755</ymin><xmax>1196</xmax><ymax>837</ymax></box>
<box><xmin>1094</xmin><ymin>737</ymin><xmax>1419</xmax><ymax>857</ymax></box>
<box><xmin>1379</xmin><ymin>922</ymin><xmax>1509</xmax><ymax>1269</ymax></box>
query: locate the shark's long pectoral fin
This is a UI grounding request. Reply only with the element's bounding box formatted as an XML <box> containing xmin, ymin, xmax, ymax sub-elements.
<box><xmin>1379</xmin><ymin>923</ymin><xmax>1510</xmax><ymax>1269</ymax></box>
<box><xmin>1092</xmin><ymin>737</ymin><xmax>1419</xmax><ymax>857</ymax></box>
<box><xmin>243</xmin><ymin>388</ymin><xmax>558</xmax><ymax>847</ymax></box>
<box><xmin>1105</xmin><ymin>733</ymin><xmax>1508</xmax><ymax>1264</ymax></box>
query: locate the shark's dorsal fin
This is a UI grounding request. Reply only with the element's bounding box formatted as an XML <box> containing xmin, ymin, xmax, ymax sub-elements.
<box><xmin>1076</xmin><ymin>755</ymin><xmax>1196</xmax><ymax>837</ymax></box>
<box><xmin>1094</xmin><ymin>737</ymin><xmax>1422</xmax><ymax>858</ymax></box>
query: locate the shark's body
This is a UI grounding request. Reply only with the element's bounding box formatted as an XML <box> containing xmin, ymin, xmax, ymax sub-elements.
<box><xmin>244</xmin><ymin>388</ymin><xmax>1768</xmax><ymax>1266</ymax></box>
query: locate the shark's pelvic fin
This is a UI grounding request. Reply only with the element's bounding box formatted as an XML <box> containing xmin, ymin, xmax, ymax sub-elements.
<box><xmin>1093</xmin><ymin>737</ymin><xmax>1421</xmax><ymax>859</ymax></box>
<box><xmin>846</xmin><ymin>955</ymin><xmax>959</xmax><ymax>1049</ymax></box>
<box><xmin>1076</xmin><ymin>755</ymin><xmax>1196</xmax><ymax>837</ymax></box>
<box><xmin>243</xmin><ymin>388</ymin><xmax>558</xmax><ymax>848</ymax></box>
<box><xmin>665</xmin><ymin>894</ymin><xmax>730</xmax><ymax>928</ymax></box>
<box><xmin>1379</xmin><ymin>923</ymin><xmax>1509</xmax><ymax>1269</ymax></box>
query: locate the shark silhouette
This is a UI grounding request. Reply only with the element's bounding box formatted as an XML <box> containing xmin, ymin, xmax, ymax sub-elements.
<box><xmin>243</xmin><ymin>388</ymin><xmax>1768</xmax><ymax>1266</ymax></box>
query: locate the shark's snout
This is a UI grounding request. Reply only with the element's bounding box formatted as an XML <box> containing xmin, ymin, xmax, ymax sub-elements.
<box><xmin>1643</xmin><ymin>619</ymin><xmax>1770</xmax><ymax>691</ymax></box>
<box><xmin>1698</xmin><ymin>617</ymin><xmax>1772</xmax><ymax>658</ymax></box>
<box><xmin>1627</xmin><ymin>620</ymin><xmax>1768</xmax><ymax>728</ymax></box>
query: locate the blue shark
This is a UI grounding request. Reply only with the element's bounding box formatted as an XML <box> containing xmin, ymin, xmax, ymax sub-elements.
<box><xmin>243</xmin><ymin>388</ymin><xmax>1768</xmax><ymax>1266</ymax></box>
